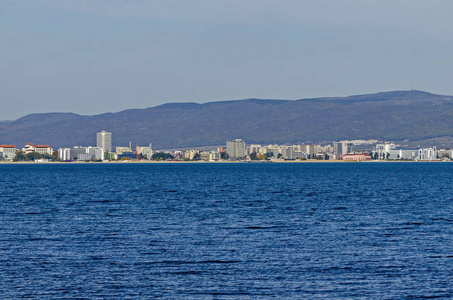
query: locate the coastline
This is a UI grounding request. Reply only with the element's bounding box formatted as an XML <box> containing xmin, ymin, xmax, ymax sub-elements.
<box><xmin>0</xmin><ymin>159</ymin><xmax>449</xmax><ymax>164</ymax></box>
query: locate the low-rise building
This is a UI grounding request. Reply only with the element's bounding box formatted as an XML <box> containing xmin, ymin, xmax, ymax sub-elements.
<box><xmin>88</xmin><ymin>147</ymin><xmax>104</xmax><ymax>160</ymax></box>
<box><xmin>117</xmin><ymin>152</ymin><xmax>135</xmax><ymax>160</ymax></box>
<box><xmin>199</xmin><ymin>151</ymin><xmax>221</xmax><ymax>161</ymax></box>
<box><xmin>23</xmin><ymin>143</ymin><xmax>53</xmax><ymax>156</ymax></box>
<box><xmin>416</xmin><ymin>147</ymin><xmax>438</xmax><ymax>161</ymax></box>
<box><xmin>116</xmin><ymin>146</ymin><xmax>131</xmax><ymax>155</ymax></box>
<box><xmin>185</xmin><ymin>150</ymin><xmax>200</xmax><ymax>160</ymax></box>
<box><xmin>136</xmin><ymin>144</ymin><xmax>153</xmax><ymax>159</ymax></box>
<box><xmin>374</xmin><ymin>143</ymin><xmax>396</xmax><ymax>160</ymax></box>
<box><xmin>388</xmin><ymin>148</ymin><xmax>418</xmax><ymax>160</ymax></box>
<box><xmin>342</xmin><ymin>153</ymin><xmax>372</xmax><ymax>161</ymax></box>
<box><xmin>58</xmin><ymin>146</ymin><xmax>104</xmax><ymax>161</ymax></box>
<box><xmin>0</xmin><ymin>145</ymin><xmax>16</xmax><ymax>161</ymax></box>
<box><xmin>438</xmin><ymin>149</ymin><xmax>453</xmax><ymax>160</ymax></box>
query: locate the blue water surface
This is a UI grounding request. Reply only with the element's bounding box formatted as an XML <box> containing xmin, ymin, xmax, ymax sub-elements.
<box><xmin>0</xmin><ymin>162</ymin><xmax>452</xmax><ymax>298</ymax></box>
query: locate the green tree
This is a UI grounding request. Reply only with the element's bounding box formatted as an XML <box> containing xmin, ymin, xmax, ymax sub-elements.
<box><xmin>25</xmin><ymin>151</ymin><xmax>41</xmax><ymax>161</ymax></box>
<box><xmin>51</xmin><ymin>151</ymin><xmax>59</xmax><ymax>161</ymax></box>
<box><xmin>13</xmin><ymin>151</ymin><xmax>25</xmax><ymax>161</ymax></box>
<box><xmin>151</xmin><ymin>152</ymin><xmax>175</xmax><ymax>161</ymax></box>
<box><xmin>250</xmin><ymin>152</ymin><xmax>258</xmax><ymax>160</ymax></box>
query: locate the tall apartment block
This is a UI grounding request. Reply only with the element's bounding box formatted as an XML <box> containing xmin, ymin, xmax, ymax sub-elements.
<box><xmin>96</xmin><ymin>131</ymin><xmax>112</xmax><ymax>152</ymax></box>
<box><xmin>333</xmin><ymin>141</ymin><xmax>353</xmax><ymax>156</ymax></box>
<box><xmin>226</xmin><ymin>139</ymin><xmax>246</xmax><ymax>159</ymax></box>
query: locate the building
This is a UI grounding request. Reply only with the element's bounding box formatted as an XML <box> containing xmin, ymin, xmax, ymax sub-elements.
<box><xmin>438</xmin><ymin>149</ymin><xmax>453</xmax><ymax>160</ymax></box>
<box><xmin>116</xmin><ymin>146</ymin><xmax>131</xmax><ymax>155</ymax></box>
<box><xmin>88</xmin><ymin>147</ymin><xmax>104</xmax><ymax>160</ymax></box>
<box><xmin>117</xmin><ymin>152</ymin><xmax>135</xmax><ymax>159</ymax></box>
<box><xmin>315</xmin><ymin>144</ymin><xmax>333</xmax><ymax>156</ymax></box>
<box><xmin>302</xmin><ymin>144</ymin><xmax>316</xmax><ymax>157</ymax></box>
<box><xmin>416</xmin><ymin>147</ymin><xmax>437</xmax><ymax>161</ymax></box>
<box><xmin>199</xmin><ymin>151</ymin><xmax>221</xmax><ymax>161</ymax></box>
<box><xmin>96</xmin><ymin>131</ymin><xmax>112</xmax><ymax>152</ymax></box>
<box><xmin>247</xmin><ymin>144</ymin><xmax>262</xmax><ymax>155</ymax></box>
<box><xmin>342</xmin><ymin>153</ymin><xmax>372</xmax><ymax>161</ymax></box>
<box><xmin>70</xmin><ymin>147</ymin><xmax>89</xmax><ymax>160</ymax></box>
<box><xmin>173</xmin><ymin>151</ymin><xmax>184</xmax><ymax>159</ymax></box>
<box><xmin>0</xmin><ymin>145</ymin><xmax>16</xmax><ymax>161</ymax></box>
<box><xmin>374</xmin><ymin>143</ymin><xmax>396</xmax><ymax>160</ymax></box>
<box><xmin>57</xmin><ymin>146</ymin><xmax>104</xmax><ymax>161</ymax></box>
<box><xmin>136</xmin><ymin>143</ymin><xmax>153</xmax><ymax>159</ymax></box>
<box><xmin>185</xmin><ymin>150</ymin><xmax>200</xmax><ymax>160</ymax></box>
<box><xmin>22</xmin><ymin>143</ymin><xmax>53</xmax><ymax>156</ymax></box>
<box><xmin>226</xmin><ymin>139</ymin><xmax>246</xmax><ymax>159</ymax></box>
<box><xmin>57</xmin><ymin>148</ymin><xmax>71</xmax><ymax>161</ymax></box>
<box><xmin>333</xmin><ymin>141</ymin><xmax>354</xmax><ymax>159</ymax></box>
<box><xmin>388</xmin><ymin>148</ymin><xmax>418</xmax><ymax>160</ymax></box>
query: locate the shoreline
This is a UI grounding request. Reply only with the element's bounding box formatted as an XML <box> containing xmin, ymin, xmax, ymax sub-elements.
<box><xmin>0</xmin><ymin>160</ymin><xmax>450</xmax><ymax>164</ymax></box>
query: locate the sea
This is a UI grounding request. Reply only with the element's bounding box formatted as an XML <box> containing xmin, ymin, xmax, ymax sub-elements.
<box><xmin>0</xmin><ymin>162</ymin><xmax>452</xmax><ymax>299</ymax></box>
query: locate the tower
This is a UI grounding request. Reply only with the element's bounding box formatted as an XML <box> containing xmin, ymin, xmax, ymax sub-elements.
<box><xmin>226</xmin><ymin>139</ymin><xmax>246</xmax><ymax>159</ymax></box>
<box><xmin>96</xmin><ymin>131</ymin><xmax>112</xmax><ymax>152</ymax></box>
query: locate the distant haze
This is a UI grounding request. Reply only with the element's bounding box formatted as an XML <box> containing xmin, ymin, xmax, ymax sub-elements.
<box><xmin>2</xmin><ymin>1</ymin><xmax>453</xmax><ymax>120</ymax></box>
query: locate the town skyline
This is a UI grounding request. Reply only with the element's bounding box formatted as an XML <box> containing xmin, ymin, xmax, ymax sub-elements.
<box><xmin>0</xmin><ymin>132</ymin><xmax>450</xmax><ymax>163</ymax></box>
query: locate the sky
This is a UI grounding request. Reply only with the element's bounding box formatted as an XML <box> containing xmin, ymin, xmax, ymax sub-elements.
<box><xmin>1</xmin><ymin>0</ymin><xmax>453</xmax><ymax>120</ymax></box>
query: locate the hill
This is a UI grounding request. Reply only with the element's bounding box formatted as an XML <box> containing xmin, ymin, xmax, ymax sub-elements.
<box><xmin>0</xmin><ymin>90</ymin><xmax>452</xmax><ymax>149</ymax></box>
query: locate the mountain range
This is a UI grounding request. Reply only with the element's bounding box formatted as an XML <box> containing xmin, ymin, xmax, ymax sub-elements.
<box><xmin>0</xmin><ymin>90</ymin><xmax>452</xmax><ymax>149</ymax></box>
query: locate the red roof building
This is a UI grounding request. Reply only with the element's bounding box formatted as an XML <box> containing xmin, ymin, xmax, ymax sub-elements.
<box><xmin>342</xmin><ymin>153</ymin><xmax>372</xmax><ymax>161</ymax></box>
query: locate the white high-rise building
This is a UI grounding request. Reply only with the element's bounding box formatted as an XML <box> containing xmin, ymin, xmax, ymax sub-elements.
<box><xmin>333</xmin><ymin>141</ymin><xmax>354</xmax><ymax>157</ymax></box>
<box><xmin>226</xmin><ymin>139</ymin><xmax>246</xmax><ymax>159</ymax></box>
<box><xmin>96</xmin><ymin>131</ymin><xmax>112</xmax><ymax>152</ymax></box>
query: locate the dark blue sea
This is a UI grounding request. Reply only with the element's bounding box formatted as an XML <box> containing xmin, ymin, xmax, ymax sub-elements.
<box><xmin>0</xmin><ymin>163</ymin><xmax>452</xmax><ymax>299</ymax></box>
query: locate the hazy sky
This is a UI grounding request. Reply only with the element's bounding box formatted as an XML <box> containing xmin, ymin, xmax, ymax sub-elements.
<box><xmin>1</xmin><ymin>0</ymin><xmax>452</xmax><ymax>120</ymax></box>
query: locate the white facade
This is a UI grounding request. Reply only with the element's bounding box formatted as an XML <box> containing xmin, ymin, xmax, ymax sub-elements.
<box><xmin>247</xmin><ymin>144</ymin><xmax>262</xmax><ymax>155</ymax></box>
<box><xmin>438</xmin><ymin>149</ymin><xmax>453</xmax><ymax>159</ymax></box>
<box><xmin>0</xmin><ymin>145</ymin><xmax>16</xmax><ymax>161</ymax></box>
<box><xmin>88</xmin><ymin>147</ymin><xmax>104</xmax><ymax>160</ymax></box>
<box><xmin>199</xmin><ymin>151</ymin><xmax>221</xmax><ymax>161</ymax></box>
<box><xmin>58</xmin><ymin>148</ymin><xmax>71</xmax><ymax>161</ymax></box>
<box><xmin>116</xmin><ymin>146</ymin><xmax>131</xmax><ymax>155</ymax></box>
<box><xmin>245</xmin><ymin>143</ymin><xmax>316</xmax><ymax>159</ymax></box>
<box><xmin>96</xmin><ymin>131</ymin><xmax>112</xmax><ymax>152</ymax></box>
<box><xmin>136</xmin><ymin>144</ymin><xmax>153</xmax><ymax>159</ymax></box>
<box><xmin>302</xmin><ymin>144</ymin><xmax>316</xmax><ymax>156</ymax></box>
<box><xmin>333</xmin><ymin>141</ymin><xmax>354</xmax><ymax>156</ymax></box>
<box><xmin>374</xmin><ymin>143</ymin><xmax>396</xmax><ymax>160</ymax></box>
<box><xmin>388</xmin><ymin>149</ymin><xmax>418</xmax><ymax>160</ymax></box>
<box><xmin>22</xmin><ymin>143</ymin><xmax>53</xmax><ymax>156</ymax></box>
<box><xmin>185</xmin><ymin>150</ymin><xmax>200</xmax><ymax>160</ymax></box>
<box><xmin>58</xmin><ymin>146</ymin><xmax>104</xmax><ymax>161</ymax></box>
<box><xmin>416</xmin><ymin>147</ymin><xmax>437</xmax><ymax>161</ymax></box>
<box><xmin>226</xmin><ymin>139</ymin><xmax>246</xmax><ymax>159</ymax></box>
